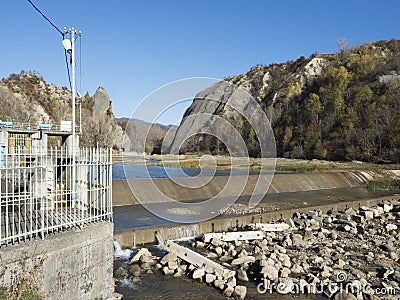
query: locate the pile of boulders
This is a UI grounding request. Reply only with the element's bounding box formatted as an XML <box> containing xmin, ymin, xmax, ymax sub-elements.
<box><xmin>218</xmin><ymin>203</ymin><xmax>280</xmax><ymax>215</ymax></box>
<box><xmin>154</xmin><ymin>249</ymin><xmax>247</xmax><ymax>299</ymax></box>
<box><xmin>114</xmin><ymin>247</ymin><xmax>158</xmax><ymax>283</ymax></box>
<box><xmin>188</xmin><ymin>199</ymin><xmax>400</xmax><ymax>299</ymax></box>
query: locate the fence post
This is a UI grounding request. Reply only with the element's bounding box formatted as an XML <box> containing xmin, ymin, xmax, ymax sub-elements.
<box><xmin>0</xmin><ymin>143</ymin><xmax>5</xmax><ymax>168</ymax></box>
<box><xmin>109</xmin><ymin>148</ymin><xmax>113</xmax><ymax>222</ymax></box>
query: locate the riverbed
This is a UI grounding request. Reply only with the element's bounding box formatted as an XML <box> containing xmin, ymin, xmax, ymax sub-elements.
<box><xmin>114</xmin><ymin>244</ymin><xmax>326</xmax><ymax>300</ymax></box>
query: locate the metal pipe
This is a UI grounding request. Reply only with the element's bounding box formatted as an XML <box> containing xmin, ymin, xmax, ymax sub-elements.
<box><xmin>71</xmin><ymin>28</ymin><xmax>76</xmax><ymax>209</ymax></box>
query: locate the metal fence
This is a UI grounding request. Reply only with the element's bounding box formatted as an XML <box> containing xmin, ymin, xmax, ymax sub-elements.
<box><xmin>0</xmin><ymin>121</ymin><xmax>80</xmax><ymax>133</ymax></box>
<box><xmin>0</xmin><ymin>146</ymin><xmax>113</xmax><ymax>246</ymax></box>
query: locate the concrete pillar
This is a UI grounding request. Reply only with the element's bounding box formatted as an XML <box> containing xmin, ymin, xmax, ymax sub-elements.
<box><xmin>31</xmin><ymin>132</ymin><xmax>47</xmax><ymax>153</ymax></box>
<box><xmin>64</xmin><ymin>134</ymin><xmax>80</xmax><ymax>151</ymax></box>
<box><xmin>0</xmin><ymin>131</ymin><xmax>8</xmax><ymax>145</ymax></box>
<box><xmin>0</xmin><ymin>222</ymin><xmax>114</xmax><ymax>300</ymax></box>
<box><xmin>76</xmin><ymin>160</ymin><xmax>88</xmax><ymax>211</ymax></box>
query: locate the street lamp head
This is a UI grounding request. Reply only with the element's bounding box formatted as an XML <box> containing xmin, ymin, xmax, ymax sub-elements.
<box><xmin>62</xmin><ymin>39</ymin><xmax>72</xmax><ymax>52</ymax></box>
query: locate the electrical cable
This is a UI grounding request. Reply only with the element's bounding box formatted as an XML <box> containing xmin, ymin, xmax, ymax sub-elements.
<box><xmin>65</xmin><ymin>50</ymin><xmax>72</xmax><ymax>91</ymax></box>
<box><xmin>26</xmin><ymin>0</ymin><xmax>63</xmax><ymax>36</ymax></box>
<box><xmin>26</xmin><ymin>0</ymin><xmax>73</xmax><ymax>90</ymax></box>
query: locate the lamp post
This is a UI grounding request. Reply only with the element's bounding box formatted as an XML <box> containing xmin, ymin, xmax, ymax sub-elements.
<box><xmin>62</xmin><ymin>27</ymin><xmax>81</xmax><ymax>209</ymax></box>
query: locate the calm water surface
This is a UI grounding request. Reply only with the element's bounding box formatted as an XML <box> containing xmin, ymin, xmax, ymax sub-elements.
<box><xmin>112</xmin><ymin>163</ymin><xmax>255</xmax><ymax>180</ymax></box>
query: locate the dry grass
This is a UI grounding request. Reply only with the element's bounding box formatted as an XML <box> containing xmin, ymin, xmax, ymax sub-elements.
<box><xmin>147</xmin><ymin>154</ymin><xmax>400</xmax><ymax>175</ymax></box>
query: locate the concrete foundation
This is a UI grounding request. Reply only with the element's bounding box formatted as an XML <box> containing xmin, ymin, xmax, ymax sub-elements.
<box><xmin>0</xmin><ymin>222</ymin><xmax>114</xmax><ymax>300</ymax></box>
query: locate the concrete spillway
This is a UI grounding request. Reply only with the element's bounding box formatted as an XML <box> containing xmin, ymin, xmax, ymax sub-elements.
<box><xmin>112</xmin><ymin>172</ymin><xmax>373</xmax><ymax>206</ymax></box>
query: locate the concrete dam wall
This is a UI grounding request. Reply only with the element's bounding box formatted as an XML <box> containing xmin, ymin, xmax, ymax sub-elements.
<box><xmin>0</xmin><ymin>222</ymin><xmax>114</xmax><ymax>300</ymax></box>
<box><xmin>112</xmin><ymin>171</ymin><xmax>373</xmax><ymax>206</ymax></box>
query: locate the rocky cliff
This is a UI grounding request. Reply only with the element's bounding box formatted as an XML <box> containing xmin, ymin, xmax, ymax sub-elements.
<box><xmin>0</xmin><ymin>71</ymin><xmax>123</xmax><ymax>149</ymax></box>
<box><xmin>81</xmin><ymin>87</ymin><xmax>123</xmax><ymax>149</ymax></box>
<box><xmin>172</xmin><ymin>39</ymin><xmax>400</xmax><ymax>163</ymax></box>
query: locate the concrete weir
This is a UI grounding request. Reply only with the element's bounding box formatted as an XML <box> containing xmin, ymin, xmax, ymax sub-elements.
<box><xmin>0</xmin><ymin>222</ymin><xmax>114</xmax><ymax>300</ymax></box>
<box><xmin>112</xmin><ymin>171</ymin><xmax>372</xmax><ymax>206</ymax></box>
<box><xmin>114</xmin><ymin>195</ymin><xmax>397</xmax><ymax>248</ymax></box>
<box><xmin>112</xmin><ymin>171</ymin><xmax>397</xmax><ymax>247</ymax></box>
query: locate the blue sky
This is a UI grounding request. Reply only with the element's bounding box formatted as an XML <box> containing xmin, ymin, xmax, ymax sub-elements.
<box><xmin>1</xmin><ymin>1</ymin><xmax>400</xmax><ymax>124</ymax></box>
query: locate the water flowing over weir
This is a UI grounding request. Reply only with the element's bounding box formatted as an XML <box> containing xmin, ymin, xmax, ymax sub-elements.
<box><xmin>114</xmin><ymin>240</ymin><xmax>133</xmax><ymax>259</ymax></box>
<box><xmin>112</xmin><ymin>171</ymin><xmax>374</xmax><ymax>206</ymax></box>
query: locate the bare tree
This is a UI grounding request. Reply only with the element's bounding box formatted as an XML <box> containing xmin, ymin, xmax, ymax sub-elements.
<box><xmin>337</xmin><ymin>37</ymin><xmax>350</xmax><ymax>53</ymax></box>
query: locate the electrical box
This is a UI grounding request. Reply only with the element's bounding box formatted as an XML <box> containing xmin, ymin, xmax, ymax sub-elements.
<box><xmin>60</xmin><ymin>121</ymin><xmax>72</xmax><ymax>132</ymax></box>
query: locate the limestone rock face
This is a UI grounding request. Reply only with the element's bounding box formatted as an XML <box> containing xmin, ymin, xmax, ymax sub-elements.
<box><xmin>169</xmin><ymin>56</ymin><xmax>327</xmax><ymax>155</ymax></box>
<box><xmin>93</xmin><ymin>87</ymin><xmax>111</xmax><ymax>120</ymax></box>
<box><xmin>81</xmin><ymin>87</ymin><xmax>123</xmax><ymax>149</ymax></box>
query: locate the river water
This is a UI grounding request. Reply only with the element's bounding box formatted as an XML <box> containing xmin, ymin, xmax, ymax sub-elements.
<box><xmin>112</xmin><ymin>163</ymin><xmax>253</xmax><ymax>180</ymax></box>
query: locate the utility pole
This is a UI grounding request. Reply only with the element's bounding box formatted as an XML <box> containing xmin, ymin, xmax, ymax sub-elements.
<box><xmin>62</xmin><ymin>27</ymin><xmax>81</xmax><ymax>209</ymax></box>
<box><xmin>77</xmin><ymin>92</ymin><xmax>83</xmax><ymax>133</ymax></box>
<box><xmin>80</xmin><ymin>100</ymin><xmax>82</xmax><ymax>133</ymax></box>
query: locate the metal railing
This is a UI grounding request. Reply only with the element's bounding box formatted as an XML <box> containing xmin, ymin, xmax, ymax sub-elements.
<box><xmin>0</xmin><ymin>121</ymin><xmax>79</xmax><ymax>133</ymax></box>
<box><xmin>0</xmin><ymin>146</ymin><xmax>113</xmax><ymax>246</ymax></box>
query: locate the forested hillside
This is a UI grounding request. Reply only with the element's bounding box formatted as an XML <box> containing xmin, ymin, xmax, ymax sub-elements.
<box><xmin>174</xmin><ymin>39</ymin><xmax>400</xmax><ymax>163</ymax></box>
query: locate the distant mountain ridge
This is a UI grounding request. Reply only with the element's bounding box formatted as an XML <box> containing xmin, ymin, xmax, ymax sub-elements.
<box><xmin>172</xmin><ymin>39</ymin><xmax>400</xmax><ymax>163</ymax></box>
<box><xmin>116</xmin><ymin>117</ymin><xmax>177</xmax><ymax>132</ymax></box>
<box><xmin>117</xmin><ymin>117</ymin><xmax>177</xmax><ymax>153</ymax></box>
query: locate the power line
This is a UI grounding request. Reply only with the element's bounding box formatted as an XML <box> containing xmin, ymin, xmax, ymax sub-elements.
<box><xmin>65</xmin><ymin>50</ymin><xmax>72</xmax><ymax>91</ymax></box>
<box><xmin>26</xmin><ymin>0</ymin><xmax>73</xmax><ymax>90</ymax></box>
<box><xmin>26</xmin><ymin>0</ymin><xmax>63</xmax><ymax>36</ymax></box>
